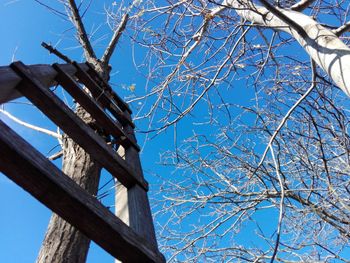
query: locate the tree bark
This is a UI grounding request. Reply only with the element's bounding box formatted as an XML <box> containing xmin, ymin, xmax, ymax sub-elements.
<box><xmin>225</xmin><ymin>0</ymin><xmax>350</xmax><ymax>97</ymax></box>
<box><xmin>36</xmin><ymin>106</ymin><xmax>102</xmax><ymax>263</ymax></box>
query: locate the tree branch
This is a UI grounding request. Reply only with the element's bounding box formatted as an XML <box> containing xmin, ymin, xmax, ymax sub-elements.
<box><xmin>269</xmin><ymin>146</ymin><xmax>285</xmax><ymax>263</ymax></box>
<box><xmin>258</xmin><ymin>0</ymin><xmax>307</xmax><ymax>37</ymax></box>
<box><xmin>224</xmin><ymin>0</ymin><xmax>350</xmax><ymax>96</ymax></box>
<box><xmin>333</xmin><ymin>21</ymin><xmax>350</xmax><ymax>37</ymax></box>
<box><xmin>34</xmin><ymin>0</ymin><xmax>69</xmax><ymax>21</ymax></box>
<box><xmin>290</xmin><ymin>0</ymin><xmax>316</xmax><ymax>11</ymax></box>
<box><xmin>0</xmin><ymin>109</ymin><xmax>61</xmax><ymax>139</ymax></box>
<box><xmin>101</xmin><ymin>13</ymin><xmax>129</xmax><ymax>65</ymax></box>
<box><xmin>193</xmin><ymin>3</ymin><xmax>228</xmax><ymax>42</ymax></box>
<box><xmin>152</xmin><ymin>25</ymin><xmax>251</xmax><ymax>132</ymax></box>
<box><xmin>67</xmin><ymin>0</ymin><xmax>96</xmax><ymax>60</ymax></box>
<box><xmin>41</xmin><ymin>42</ymin><xmax>73</xmax><ymax>63</ymax></box>
<box><xmin>48</xmin><ymin>150</ymin><xmax>63</xmax><ymax>161</ymax></box>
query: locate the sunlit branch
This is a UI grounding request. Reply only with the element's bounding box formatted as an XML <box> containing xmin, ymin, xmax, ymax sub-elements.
<box><xmin>254</xmin><ymin>32</ymin><xmax>276</xmax><ymax>83</ymax></box>
<box><xmin>0</xmin><ymin>109</ymin><xmax>61</xmax><ymax>139</ymax></box>
<box><xmin>290</xmin><ymin>0</ymin><xmax>316</xmax><ymax>11</ymax></box>
<box><xmin>224</xmin><ymin>0</ymin><xmax>350</xmax><ymax>96</ymax></box>
<box><xmin>257</xmin><ymin>0</ymin><xmax>306</xmax><ymax>37</ymax></box>
<box><xmin>48</xmin><ymin>150</ymin><xmax>63</xmax><ymax>161</ymax></box>
<box><xmin>269</xmin><ymin>146</ymin><xmax>285</xmax><ymax>263</ymax></box>
<box><xmin>333</xmin><ymin>21</ymin><xmax>350</xmax><ymax>37</ymax></box>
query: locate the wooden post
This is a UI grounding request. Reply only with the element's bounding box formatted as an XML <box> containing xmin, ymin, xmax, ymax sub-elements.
<box><xmin>115</xmin><ymin>111</ymin><xmax>165</xmax><ymax>263</ymax></box>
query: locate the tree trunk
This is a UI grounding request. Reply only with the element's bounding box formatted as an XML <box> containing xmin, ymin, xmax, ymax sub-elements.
<box><xmin>36</xmin><ymin>106</ymin><xmax>102</xmax><ymax>263</ymax></box>
<box><xmin>226</xmin><ymin>0</ymin><xmax>350</xmax><ymax>96</ymax></box>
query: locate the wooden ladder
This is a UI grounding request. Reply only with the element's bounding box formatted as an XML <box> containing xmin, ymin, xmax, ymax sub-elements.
<box><xmin>0</xmin><ymin>61</ymin><xmax>165</xmax><ymax>263</ymax></box>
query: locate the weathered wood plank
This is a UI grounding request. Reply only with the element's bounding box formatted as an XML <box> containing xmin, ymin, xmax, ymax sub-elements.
<box><xmin>53</xmin><ymin>63</ymin><xmax>140</xmax><ymax>152</ymax></box>
<box><xmin>0</xmin><ymin>63</ymin><xmax>88</xmax><ymax>104</ymax></box>
<box><xmin>73</xmin><ymin>62</ymin><xmax>135</xmax><ymax>128</ymax></box>
<box><xmin>116</xmin><ymin>111</ymin><xmax>159</xmax><ymax>259</ymax></box>
<box><xmin>85</xmin><ymin>62</ymin><xmax>132</xmax><ymax>114</ymax></box>
<box><xmin>10</xmin><ymin>61</ymin><xmax>147</xmax><ymax>190</ymax></box>
<box><xmin>0</xmin><ymin>120</ymin><xmax>165</xmax><ymax>263</ymax></box>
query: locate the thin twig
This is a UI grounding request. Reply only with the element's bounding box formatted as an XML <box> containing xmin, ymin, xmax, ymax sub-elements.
<box><xmin>138</xmin><ymin>3</ymin><xmax>229</xmax><ymax>122</ymax></box>
<box><xmin>156</xmin><ymin>25</ymin><xmax>252</xmax><ymax>131</ymax></box>
<box><xmin>34</xmin><ymin>0</ymin><xmax>69</xmax><ymax>20</ymax></box>
<box><xmin>41</xmin><ymin>42</ymin><xmax>73</xmax><ymax>63</ymax></box>
<box><xmin>48</xmin><ymin>150</ymin><xmax>63</xmax><ymax>161</ymax></box>
<box><xmin>11</xmin><ymin>45</ymin><xmax>19</xmax><ymax>62</ymax></box>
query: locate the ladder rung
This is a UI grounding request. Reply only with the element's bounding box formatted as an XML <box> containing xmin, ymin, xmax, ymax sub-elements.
<box><xmin>85</xmin><ymin>62</ymin><xmax>132</xmax><ymax>114</ymax></box>
<box><xmin>53</xmin><ymin>63</ymin><xmax>140</xmax><ymax>152</ymax></box>
<box><xmin>73</xmin><ymin>62</ymin><xmax>135</xmax><ymax>128</ymax></box>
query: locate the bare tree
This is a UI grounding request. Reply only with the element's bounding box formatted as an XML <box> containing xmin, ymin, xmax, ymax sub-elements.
<box><xmin>124</xmin><ymin>0</ymin><xmax>350</xmax><ymax>261</ymax></box>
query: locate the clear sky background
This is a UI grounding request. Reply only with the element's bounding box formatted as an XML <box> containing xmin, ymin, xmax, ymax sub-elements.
<box><xmin>0</xmin><ymin>1</ymin><xmax>167</xmax><ymax>262</ymax></box>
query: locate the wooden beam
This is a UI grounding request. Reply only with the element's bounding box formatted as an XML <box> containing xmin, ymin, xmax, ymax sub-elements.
<box><xmin>53</xmin><ymin>63</ymin><xmax>140</xmax><ymax>152</ymax></box>
<box><xmin>10</xmin><ymin>61</ymin><xmax>147</xmax><ymax>190</ymax></box>
<box><xmin>85</xmin><ymin>62</ymin><xmax>132</xmax><ymax>114</ymax></box>
<box><xmin>0</xmin><ymin>120</ymin><xmax>165</xmax><ymax>263</ymax></box>
<box><xmin>116</xmin><ymin>111</ymin><xmax>159</xmax><ymax>258</ymax></box>
<box><xmin>0</xmin><ymin>63</ymin><xmax>88</xmax><ymax>104</ymax></box>
<box><xmin>73</xmin><ymin>62</ymin><xmax>135</xmax><ymax>128</ymax></box>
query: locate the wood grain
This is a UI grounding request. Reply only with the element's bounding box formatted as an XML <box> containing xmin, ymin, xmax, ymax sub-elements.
<box><xmin>0</xmin><ymin>120</ymin><xmax>164</xmax><ymax>263</ymax></box>
<box><xmin>0</xmin><ymin>63</ymin><xmax>88</xmax><ymax>104</ymax></box>
<box><xmin>10</xmin><ymin>61</ymin><xmax>147</xmax><ymax>190</ymax></box>
<box><xmin>53</xmin><ymin>63</ymin><xmax>140</xmax><ymax>151</ymax></box>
